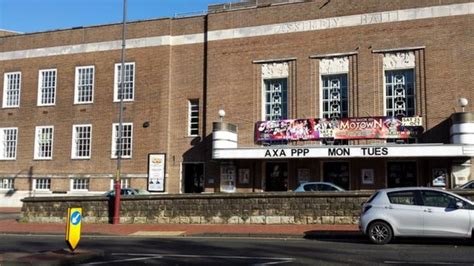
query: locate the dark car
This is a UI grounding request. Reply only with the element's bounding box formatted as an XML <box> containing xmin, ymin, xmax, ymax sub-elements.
<box><xmin>104</xmin><ymin>188</ymin><xmax>150</xmax><ymax>197</ymax></box>
<box><xmin>456</xmin><ymin>180</ymin><xmax>474</xmax><ymax>189</ymax></box>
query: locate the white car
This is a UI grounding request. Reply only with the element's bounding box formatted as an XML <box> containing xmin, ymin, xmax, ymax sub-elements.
<box><xmin>360</xmin><ymin>187</ymin><xmax>474</xmax><ymax>244</ymax></box>
<box><xmin>293</xmin><ymin>182</ymin><xmax>345</xmax><ymax>192</ymax></box>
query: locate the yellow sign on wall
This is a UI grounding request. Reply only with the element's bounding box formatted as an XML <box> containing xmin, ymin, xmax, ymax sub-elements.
<box><xmin>65</xmin><ymin>207</ymin><xmax>82</xmax><ymax>251</ymax></box>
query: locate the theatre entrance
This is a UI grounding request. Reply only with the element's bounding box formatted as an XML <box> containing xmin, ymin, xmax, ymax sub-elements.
<box><xmin>183</xmin><ymin>163</ymin><xmax>204</xmax><ymax>193</ymax></box>
<box><xmin>265</xmin><ymin>162</ymin><xmax>288</xmax><ymax>191</ymax></box>
<box><xmin>387</xmin><ymin>161</ymin><xmax>417</xmax><ymax>187</ymax></box>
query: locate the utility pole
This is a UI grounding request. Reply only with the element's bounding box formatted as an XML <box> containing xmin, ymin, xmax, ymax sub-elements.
<box><xmin>113</xmin><ymin>0</ymin><xmax>127</xmax><ymax>225</ymax></box>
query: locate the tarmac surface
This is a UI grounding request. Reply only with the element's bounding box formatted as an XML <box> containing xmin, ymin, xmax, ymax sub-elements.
<box><xmin>0</xmin><ymin>207</ymin><xmax>360</xmax><ymax>265</ymax></box>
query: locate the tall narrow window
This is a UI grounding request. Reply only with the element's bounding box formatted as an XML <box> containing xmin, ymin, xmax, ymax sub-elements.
<box><xmin>75</xmin><ymin>66</ymin><xmax>94</xmax><ymax>104</ymax></box>
<box><xmin>34</xmin><ymin>126</ymin><xmax>54</xmax><ymax>159</ymax></box>
<box><xmin>3</xmin><ymin>72</ymin><xmax>21</xmax><ymax>108</ymax></box>
<box><xmin>71</xmin><ymin>125</ymin><xmax>92</xmax><ymax>159</ymax></box>
<box><xmin>111</xmin><ymin>123</ymin><xmax>133</xmax><ymax>158</ymax></box>
<box><xmin>114</xmin><ymin>63</ymin><xmax>135</xmax><ymax>102</ymax></box>
<box><xmin>0</xmin><ymin>128</ymin><xmax>18</xmax><ymax>160</ymax></box>
<box><xmin>38</xmin><ymin>69</ymin><xmax>57</xmax><ymax>106</ymax></box>
<box><xmin>385</xmin><ymin>69</ymin><xmax>415</xmax><ymax>117</ymax></box>
<box><xmin>321</xmin><ymin>74</ymin><xmax>348</xmax><ymax>119</ymax></box>
<box><xmin>264</xmin><ymin>79</ymin><xmax>288</xmax><ymax>121</ymax></box>
<box><xmin>188</xmin><ymin>99</ymin><xmax>199</xmax><ymax>136</ymax></box>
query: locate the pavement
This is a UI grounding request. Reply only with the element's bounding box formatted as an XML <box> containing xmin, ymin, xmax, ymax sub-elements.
<box><xmin>0</xmin><ymin>207</ymin><xmax>360</xmax><ymax>265</ymax></box>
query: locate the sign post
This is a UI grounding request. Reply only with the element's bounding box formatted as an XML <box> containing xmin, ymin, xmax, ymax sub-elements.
<box><xmin>65</xmin><ymin>207</ymin><xmax>82</xmax><ymax>251</ymax></box>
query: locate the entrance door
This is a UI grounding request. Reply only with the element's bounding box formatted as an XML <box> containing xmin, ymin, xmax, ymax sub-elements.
<box><xmin>323</xmin><ymin>162</ymin><xmax>350</xmax><ymax>190</ymax></box>
<box><xmin>183</xmin><ymin>163</ymin><xmax>204</xmax><ymax>193</ymax></box>
<box><xmin>387</xmin><ymin>162</ymin><xmax>417</xmax><ymax>188</ymax></box>
<box><xmin>265</xmin><ymin>162</ymin><xmax>288</xmax><ymax>191</ymax></box>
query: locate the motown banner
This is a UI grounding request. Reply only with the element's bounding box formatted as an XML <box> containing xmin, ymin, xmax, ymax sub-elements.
<box><xmin>255</xmin><ymin>116</ymin><xmax>423</xmax><ymax>142</ymax></box>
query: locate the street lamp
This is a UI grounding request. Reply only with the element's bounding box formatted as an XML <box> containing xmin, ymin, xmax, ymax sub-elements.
<box><xmin>113</xmin><ymin>0</ymin><xmax>128</xmax><ymax>225</ymax></box>
<box><xmin>458</xmin><ymin>98</ymin><xmax>468</xmax><ymax>112</ymax></box>
<box><xmin>218</xmin><ymin>109</ymin><xmax>226</xmax><ymax>122</ymax></box>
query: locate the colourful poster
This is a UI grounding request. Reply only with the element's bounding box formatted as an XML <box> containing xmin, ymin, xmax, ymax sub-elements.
<box><xmin>255</xmin><ymin>116</ymin><xmax>422</xmax><ymax>142</ymax></box>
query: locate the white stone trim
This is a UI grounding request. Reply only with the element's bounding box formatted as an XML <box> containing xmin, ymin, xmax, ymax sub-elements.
<box><xmin>0</xmin><ymin>3</ymin><xmax>472</xmax><ymax>61</ymax></box>
<box><xmin>319</xmin><ymin>57</ymin><xmax>349</xmax><ymax>75</ymax></box>
<box><xmin>261</xmin><ymin>62</ymin><xmax>289</xmax><ymax>79</ymax></box>
<box><xmin>383</xmin><ymin>51</ymin><xmax>416</xmax><ymax>70</ymax></box>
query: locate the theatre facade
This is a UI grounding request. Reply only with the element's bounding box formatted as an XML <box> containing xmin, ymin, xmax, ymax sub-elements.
<box><xmin>0</xmin><ymin>0</ymin><xmax>473</xmax><ymax>206</ymax></box>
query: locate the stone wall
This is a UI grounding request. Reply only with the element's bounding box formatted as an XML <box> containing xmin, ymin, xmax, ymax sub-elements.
<box><xmin>21</xmin><ymin>190</ymin><xmax>474</xmax><ymax>224</ymax></box>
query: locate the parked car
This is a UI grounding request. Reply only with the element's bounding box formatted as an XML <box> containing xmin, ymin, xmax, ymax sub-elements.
<box><xmin>456</xmin><ymin>180</ymin><xmax>474</xmax><ymax>189</ymax></box>
<box><xmin>360</xmin><ymin>187</ymin><xmax>474</xmax><ymax>244</ymax></box>
<box><xmin>293</xmin><ymin>182</ymin><xmax>345</xmax><ymax>192</ymax></box>
<box><xmin>104</xmin><ymin>188</ymin><xmax>150</xmax><ymax>197</ymax></box>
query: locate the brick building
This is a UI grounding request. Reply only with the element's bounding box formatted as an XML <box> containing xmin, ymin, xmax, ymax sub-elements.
<box><xmin>0</xmin><ymin>0</ymin><xmax>473</xmax><ymax>206</ymax></box>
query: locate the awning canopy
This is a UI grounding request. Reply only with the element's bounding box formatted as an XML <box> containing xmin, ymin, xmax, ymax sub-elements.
<box><xmin>212</xmin><ymin>144</ymin><xmax>474</xmax><ymax>159</ymax></box>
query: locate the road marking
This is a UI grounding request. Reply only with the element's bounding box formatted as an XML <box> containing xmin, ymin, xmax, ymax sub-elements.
<box><xmin>84</xmin><ymin>255</ymin><xmax>163</xmax><ymax>265</ymax></box>
<box><xmin>129</xmin><ymin>231</ymin><xmax>185</xmax><ymax>236</ymax></box>
<box><xmin>83</xmin><ymin>253</ymin><xmax>294</xmax><ymax>265</ymax></box>
<box><xmin>384</xmin><ymin>261</ymin><xmax>465</xmax><ymax>265</ymax></box>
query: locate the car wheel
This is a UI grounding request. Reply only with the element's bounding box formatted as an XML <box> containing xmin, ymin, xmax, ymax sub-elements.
<box><xmin>368</xmin><ymin>221</ymin><xmax>393</xmax><ymax>245</ymax></box>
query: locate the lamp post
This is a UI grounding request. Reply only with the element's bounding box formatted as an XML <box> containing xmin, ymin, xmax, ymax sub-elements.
<box><xmin>113</xmin><ymin>0</ymin><xmax>127</xmax><ymax>225</ymax></box>
<box><xmin>458</xmin><ymin>98</ymin><xmax>468</xmax><ymax>112</ymax></box>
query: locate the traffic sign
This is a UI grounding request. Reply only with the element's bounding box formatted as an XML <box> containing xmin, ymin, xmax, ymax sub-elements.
<box><xmin>65</xmin><ymin>207</ymin><xmax>82</xmax><ymax>251</ymax></box>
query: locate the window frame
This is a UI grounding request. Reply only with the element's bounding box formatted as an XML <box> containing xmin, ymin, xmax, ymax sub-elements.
<box><xmin>262</xmin><ymin>78</ymin><xmax>288</xmax><ymax>121</ymax></box>
<box><xmin>109</xmin><ymin>178</ymin><xmax>130</xmax><ymax>190</ymax></box>
<box><xmin>74</xmin><ymin>66</ymin><xmax>95</xmax><ymax>104</ymax></box>
<box><xmin>0</xmin><ymin>178</ymin><xmax>14</xmax><ymax>190</ymax></box>
<box><xmin>3</xmin><ymin>71</ymin><xmax>22</xmax><ymax>108</ymax></box>
<box><xmin>383</xmin><ymin>68</ymin><xmax>416</xmax><ymax>117</ymax></box>
<box><xmin>70</xmin><ymin>178</ymin><xmax>90</xmax><ymax>191</ymax></box>
<box><xmin>33</xmin><ymin>178</ymin><xmax>51</xmax><ymax>191</ymax></box>
<box><xmin>34</xmin><ymin>126</ymin><xmax>54</xmax><ymax>160</ymax></box>
<box><xmin>320</xmin><ymin>73</ymin><xmax>349</xmax><ymax>119</ymax></box>
<box><xmin>71</xmin><ymin>124</ymin><xmax>92</xmax><ymax>159</ymax></box>
<box><xmin>0</xmin><ymin>127</ymin><xmax>18</xmax><ymax>160</ymax></box>
<box><xmin>188</xmin><ymin>99</ymin><xmax>199</xmax><ymax>136</ymax></box>
<box><xmin>111</xmin><ymin>123</ymin><xmax>133</xmax><ymax>159</ymax></box>
<box><xmin>37</xmin><ymin>69</ymin><xmax>57</xmax><ymax>106</ymax></box>
<box><xmin>113</xmin><ymin>62</ymin><xmax>135</xmax><ymax>102</ymax></box>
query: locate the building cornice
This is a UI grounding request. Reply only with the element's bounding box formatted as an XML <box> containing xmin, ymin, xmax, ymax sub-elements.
<box><xmin>0</xmin><ymin>3</ymin><xmax>472</xmax><ymax>61</ymax></box>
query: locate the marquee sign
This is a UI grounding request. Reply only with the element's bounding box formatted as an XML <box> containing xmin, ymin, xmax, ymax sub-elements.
<box><xmin>255</xmin><ymin>116</ymin><xmax>423</xmax><ymax>142</ymax></box>
<box><xmin>212</xmin><ymin>145</ymin><xmax>468</xmax><ymax>159</ymax></box>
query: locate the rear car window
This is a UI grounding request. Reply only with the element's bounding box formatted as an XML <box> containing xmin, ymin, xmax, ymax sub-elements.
<box><xmin>387</xmin><ymin>191</ymin><xmax>416</xmax><ymax>205</ymax></box>
<box><xmin>366</xmin><ymin>192</ymin><xmax>379</xmax><ymax>203</ymax></box>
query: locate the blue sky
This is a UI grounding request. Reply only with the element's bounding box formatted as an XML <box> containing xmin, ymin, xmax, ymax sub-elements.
<box><xmin>0</xmin><ymin>0</ymin><xmax>225</xmax><ymax>33</ymax></box>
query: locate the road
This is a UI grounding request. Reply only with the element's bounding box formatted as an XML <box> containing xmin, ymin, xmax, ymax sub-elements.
<box><xmin>0</xmin><ymin>234</ymin><xmax>473</xmax><ymax>265</ymax></box>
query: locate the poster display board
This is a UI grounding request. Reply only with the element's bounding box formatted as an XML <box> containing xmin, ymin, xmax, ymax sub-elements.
<box><xmin>148</xmin><ymin>153</ymin><xmax>166</xmax><ymax>192</ymax></box>
<box><xmin>220</xmin><ymin>164</ymin><xmax>236</xmax><ymax>192</ymax></box>
<box><xmin>361</xmin><ymin>169</ymin><xmax>374</xmax><ymax>185</ymax></box>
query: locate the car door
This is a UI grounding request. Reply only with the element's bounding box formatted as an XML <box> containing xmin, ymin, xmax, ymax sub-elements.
<box><xmin>386</xmin><ymin>190</ymin><xmax>424</xmax><ymax>236</ymax></box>
<box><xmin>420</xmin><ymin>190</ymin><xmax>471</xmax><ymax>237</ymax></box>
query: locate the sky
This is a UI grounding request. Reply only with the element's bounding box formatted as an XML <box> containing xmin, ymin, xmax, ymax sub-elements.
<box><xmin>0</xmin><ymin>0</ymin><xmax>226</xmax><ymax>33</ymax></box>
